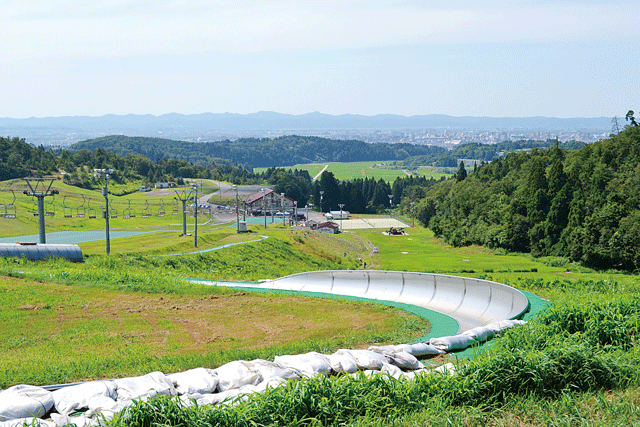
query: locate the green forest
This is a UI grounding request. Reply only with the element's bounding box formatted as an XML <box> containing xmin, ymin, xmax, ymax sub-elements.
<box><xmin>414</xmin><ymin>114</ymin><xmax>640</xmax><ymax>271</ymax></box>
<box><xmin>70</xmin><ymin>135</ymin><xmax>448</xmax><ymax>169</ymax></box>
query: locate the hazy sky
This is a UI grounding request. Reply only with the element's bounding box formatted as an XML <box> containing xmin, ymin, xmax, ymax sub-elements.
<box><xmin>2</xmin><ymin>1</ymin><xmax>638</xmax><ymax>119</ymax></box>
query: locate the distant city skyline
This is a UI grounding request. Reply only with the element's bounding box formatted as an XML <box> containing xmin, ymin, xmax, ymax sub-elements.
<box><xmin>2</xmin><ymin>1</ymin><xmax>638</xmax><ymax>119</ymax></box>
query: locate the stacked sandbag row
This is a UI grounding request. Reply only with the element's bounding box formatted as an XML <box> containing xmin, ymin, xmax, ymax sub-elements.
<box><xmin>0</xmin><ymin>320</ymin><xmax>525</xmax><ymax>427</ymax></box>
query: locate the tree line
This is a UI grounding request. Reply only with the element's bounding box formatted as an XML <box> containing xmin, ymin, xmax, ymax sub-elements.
<box><xmin>414</xmin><ymin>112</ymin><xmax>640</xmax><ymax>271</ymax></box>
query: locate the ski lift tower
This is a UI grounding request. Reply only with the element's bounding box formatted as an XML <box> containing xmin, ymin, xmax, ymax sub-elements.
<box><xmin>23</xmin><ymin>178</ymin><xmax>59</xmax><ymax>244</ymax></box>
<box><xmin>174</xmin><ymin>186</ymin><xmax>194</xmax><ymax>237</ymax></box>
<box><xmin>94</xmin><ymin>169</ymin><xmax>114</xmax><ymax>255</ymax></box>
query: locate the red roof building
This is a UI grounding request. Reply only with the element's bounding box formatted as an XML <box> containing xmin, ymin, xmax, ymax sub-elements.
<box><xmin>245</xmin><ymin>189</ymin><xmax>296</xmax><ymax>214</ymax></box>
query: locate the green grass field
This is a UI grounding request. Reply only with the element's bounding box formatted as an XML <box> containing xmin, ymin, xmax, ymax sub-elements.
<box><xmin>255</xmin><ymin>161</ymin><xmax>453</xmax><ymax>182</ymax></box>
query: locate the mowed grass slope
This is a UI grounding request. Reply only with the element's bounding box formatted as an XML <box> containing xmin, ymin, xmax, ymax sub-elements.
<box><xmin>0</xmin><ymin>178</ymin><xmax>219</xmax><ymax>237</ymax></box>
<box><xmin>255</xmin><ymin>161</ymin><xmax>452</xmax><ymax>182</ymax></box>
<box><xmin>0</xmin><ymin>274</ymin><xmax>426</xmax><ymax>387</ymax></box>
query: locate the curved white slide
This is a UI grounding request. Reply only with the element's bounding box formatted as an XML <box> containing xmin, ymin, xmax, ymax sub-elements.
<box><xmin>247</xmin><ymin>270</ymin><xmax>529</xmax><ymax>332</ymax></box>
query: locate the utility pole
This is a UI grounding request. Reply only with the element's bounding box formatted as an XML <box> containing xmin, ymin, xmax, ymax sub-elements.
<box><xmin>192</xmin><ymin>183</ymin><xmax>198</xmax><ymax>248</ymax></box>
<box><xmin>23</xmin><ymin>178</ymin><xmax>58</xmax><ymax>244</ymax></box>
<box><xmin>103</xmin><ymin>174</ymin><xmax>110</xmax><ymax>255</ymax></box>
<box><xmin>281</xmin><ymin>192</ymin><xmax>286</xmax><ymax>226</ymax></box>
<box><xmin>233</xmin><ymin>185</ymin><xmax>239</xmax><ymax>233</ymax></box>
<box><xmin>410</xmin><ymin>201</ymin><xmax>416</xmax><ymax>228</ymax></box>
<box><xmin>319</xmin><ymin>190</ymin><xmax>324</xmax><ymax>218</ymax></box>
<box><xmin>338</xmin><ymin>203</ymin><xmax>345</xmax><ymax>232</ymax></box>
<box><xmin>262</xmin><ymin>188</ymin><xmax>267</xmax><ymax>229</ymax></box>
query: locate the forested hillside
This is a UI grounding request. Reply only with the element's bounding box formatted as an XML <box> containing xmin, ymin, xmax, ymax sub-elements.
<box><xmin>0</xmin><ymin>137</ymin><xmax>59</xmax><ymax>180</ymax></box>
<box><xmin>415</xmin><ymin>118</ymin><xmax>640</xmax><ymax>270</ymax></box>
<box><xmin>401</xmin><ymin>139</ymin><xmax>585</xmax><ymax>168</ymax></box>
<box><xmin>70</xmin><ymin>135</ymin><xmax>447</xmax><ymax>168</ymax></box>
<box><xmin>0</xmin><ymin>137</ymin><xmax>258</xmax><ymax>189</ymax></box>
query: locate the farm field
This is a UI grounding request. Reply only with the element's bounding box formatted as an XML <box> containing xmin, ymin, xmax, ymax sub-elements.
<box><xmin>255</xmin><ymin>161</ymin><xmax>453</xmax><ymax>182</ymax></box>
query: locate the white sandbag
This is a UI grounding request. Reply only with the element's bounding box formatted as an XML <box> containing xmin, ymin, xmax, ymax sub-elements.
<box><xmin>333</xmin><ymin>349</ymin><xmax>388</xmax><ymax>371</ymax></box>
<box><xmin>250</xmin><ymin>359</ymin><xmax>301</xmax><ymax>381</ymax></box>
<box><xmin>253</xmin><ymin>377</ymin><xmax>288</xmax><ymax>394</ymax></box>
<box><xmin>196</xmin><ymin>389</ymin><xmax>242</xmax><ymax>406</ymax></box>
<box><xmin>429</xmin><ymin>334</ymin><xmax>477</xmax><ymax>352</ymax></box>
<box><xmin>325</xmin><ymin>352</ymin><xmax>359</xmax><ymax>374</ymax></box>
<box><xmin>0</xmin><ymin>418</ymin><xmax>56</xmax><ymax>427</ymax></box>
<box><xmin>274</xmin><ymin>352</ymin><xmax>332</xmax><ymax>377</ymax></box>
<box><xmin>114</xmin><ymin>371</ymin><xmax>176</xmax><ymax>402</ymax></box>
<box><xmin>167</xmin><ymin>367</ymin><xmax>219</xmax><ymax>395</ymax></box>
<box><xmin>86</xmin><ymin>395</ymin><xmax>127</xmax><ymax>415</ymax></box>
<box><xmin>398</xmin><ymin>342</ymin><xmax>445</xmax><ymax>357</ymax></box>
<box><xmin>212</xmin><ymin>361</ymin><xmax>262</xmax><ymax>392</ymax></box>
<box><xmin>386</xmin><ymin>351</ymin><xmax>424</xmax><ymax>371</ymax></box>
<box><xmin>52</xmin><ymin>380</ymin><xmax>116</xmax><ymax>415</ymax></box>
<box><xmin>50</xmin><ymin>413</ymin><xmax>95</xmax><ymax>427</ymax></box>
<box><xmin>380</xmin><ymin>362</ymin><xmax>404</xmax><ymax>379</ymax></box>
<box><xmin>484</xmin><ymin>319</ymin><xmax>526</xmax><ymax>334</ymax></box>
<box><xmin>432</xmin><ymin>362</ymin><xmax>456</xmax><ymax>375</ymax></box>
<box><xmin>0</xmin><ymin>385</ymin><xmax>54</xmax><ymax>422</ymax></box>
<box><xmin>462</xmin><ymin>326</ymin><xmax>495</xmax><ymax>342</ymax></box>
<box><xmin>366</xmin><ymin>345</ymin><xmax>398</xmax><ymax>354</ymax></box>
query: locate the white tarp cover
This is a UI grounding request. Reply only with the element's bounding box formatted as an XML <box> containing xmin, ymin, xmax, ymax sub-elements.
<box><xmin>52</xmin><ymin>380</ymin><xmax>116</xmax><ymax>415</ymax></box>
<box><xmin>113</xmin><ymin>371</ymin><xmax>176</xmax><ymax>402</ymax></box>
<box><xmin>167</xmin><ymin>368</ymin><xmax>219</xmax><ymax>395</ymax></box>
<box><xmin>0</xmin><ymin>385</ymin><xmax>54</xmax><ymax>422</ymax></box>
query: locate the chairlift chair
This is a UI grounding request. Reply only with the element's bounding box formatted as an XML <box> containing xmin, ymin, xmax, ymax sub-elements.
<box><xmin>45</xmin><ymin>194</ymin><xmax>56</xmax><ymax>217</ymax></box>
<box><xmin>88</xmin><ymin>198</ymin><xmax>97</xmax><ymax>218</ymax></box>
<box><xmin>0</xmin><ymin>201</ymin><xmax>5</xmax><ymax>218</ymax></box>
<box><xmin>76</xmin><ymin>195</ymin><xmax>86</xmax><ymax>218</ymax></box>
<box><xmin>172</xmin><ymin>200</ymin><xmax>179</xmax><ymax>215</ymax></box>
<box><xmin>109</xmin><ymin>201</ymin><xmax>118</xmax><ymax>218</ymax></box>
<box><xmin>63</xmin><ymin>195</ymin><xmax>73</xmax><ymax>218</ymax></box>
<box><xmin>142</xmin><ymin>200</ymin><xmax>151</xmax><ymax>218</ymax></box>
<box><xmin>31</xmin><ymin>196</ymin><xmax>38</xmax><ymax>216</ymax></box>
<box><xmin>123</xmin><ymin>199</ymin><xmax>135</xmax><ymax>219</ymax></box>
<box><xmin>4</xmin><ymin>190</ymin><xmax>16</xmax><ymax>219</ymax></box>
<box><xmin>158</xmin><ymin>200</ymin><xmax>165</xmax><ymax>217</ymax></box>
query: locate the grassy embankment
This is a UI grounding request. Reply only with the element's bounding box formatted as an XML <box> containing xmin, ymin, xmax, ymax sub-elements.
<box><xmin>104</xmin><ymin>228</ymin><xmax>640</xmax><ymax>426</ymax></box>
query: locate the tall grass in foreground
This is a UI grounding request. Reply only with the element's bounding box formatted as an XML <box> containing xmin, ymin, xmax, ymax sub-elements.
<box><xmin>105</xmin><ymin>285</ymin><xmax>640</xmax><ymax>426</ymax></box>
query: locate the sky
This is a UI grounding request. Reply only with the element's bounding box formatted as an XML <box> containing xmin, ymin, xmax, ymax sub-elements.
<box><xmin>1</xmin><ymin>0</ymin><xmax>638</xmax><ymax>119</ymax></box>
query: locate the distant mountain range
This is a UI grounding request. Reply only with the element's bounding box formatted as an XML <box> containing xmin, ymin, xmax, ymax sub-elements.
<box><xmin>0</xmin><ymin>111</ymin><xmax>612</xmax><ymax>131</ymax></box>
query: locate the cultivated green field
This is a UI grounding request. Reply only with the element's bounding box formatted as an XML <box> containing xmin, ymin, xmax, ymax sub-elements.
<box><xmin>255</xmin><ymin>161</ymin><xmax>452</xmax><ymax>182</ymax></box>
